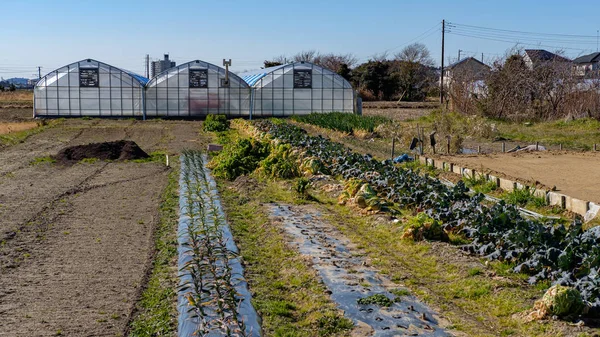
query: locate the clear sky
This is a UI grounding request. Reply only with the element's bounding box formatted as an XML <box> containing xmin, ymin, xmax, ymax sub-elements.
<box><xmin>2</xmin><ymin>0</ymin><xmax>600</xmax><ymax>79</ymax></box>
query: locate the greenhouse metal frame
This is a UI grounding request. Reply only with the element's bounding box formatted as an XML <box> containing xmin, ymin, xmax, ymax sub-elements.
<box><xmin>34</xmin><ymin>59</ymin><xmax>148</xmax><ymax>118</ymax></box>
<box><xmin>240</xmin><ymin>61</ymin><xmax>355</xmax><ymax>117</ymax></box>
<box><xmin>144</xmin><ymin>60</ymin><xmax>251</xmax><ymax>117</ymax></box>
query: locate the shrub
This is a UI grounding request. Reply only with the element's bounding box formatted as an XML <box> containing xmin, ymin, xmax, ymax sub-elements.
<box><xmin>210</xmin><ymin>138</ymin><xmax>269</xmax><ymax>180</ymax></box>
<box><xmin>203</xmin><ymin>114</ymin><xmax>230</xmax><ymax>132</ymax></box>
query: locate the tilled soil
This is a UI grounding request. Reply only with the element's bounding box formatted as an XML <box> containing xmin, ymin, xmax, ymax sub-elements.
<box><xmin>433</xmin><ymin>151</ymin><xmax>600</xmax><ymax>203</ymax></box>
<box><xmin>0</xmin><ymin>117</ymin><xmax>209</xmax><ymax>336</ymax></box>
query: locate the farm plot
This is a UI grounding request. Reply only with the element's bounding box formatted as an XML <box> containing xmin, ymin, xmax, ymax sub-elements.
<box><xmin>250</xmin><ymin>120</ymin><xmax>600</xmax><ymax>320</ymax></box>
<box><xmin>0</xmin><ymin>118</ymin><xmax>209</xmax><ymax>336</ymax></box>
<box><xmin>177</xmin><ymin>150</ymin><xmax>260</xmax><ymax>336</ymax></box>
<box><xmin>269</xmin><ymin>203</ymin><xmax>448</xmax><ymax>336</ymax></box>
<box><xmin>433</xmin><ymin>152</ymin><xmax>600</xmax><ymax>204</ymax></box>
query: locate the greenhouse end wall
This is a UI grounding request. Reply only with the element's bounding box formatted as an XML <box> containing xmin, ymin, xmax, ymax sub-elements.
<box><xmin>241</xmin><ymin>62</ymin><xmax>355</xmax><ymax>117</ymax></box>
<box><xmin>144</xmin><ymin>60</ymin><xmax>251</xmax><ymax>117</ymax></box>
<box><xmin>34</xmin><ymin>59</ymin><xmax>147</xmax><ymax>117</ymax></box>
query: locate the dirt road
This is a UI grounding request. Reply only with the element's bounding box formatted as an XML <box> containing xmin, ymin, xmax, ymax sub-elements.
<box><xmin>0</xmin><ymin>113</ymin><xmax>209</xmax><ymax>336</ymax></box>
<box><xmin>438</xmin><ymin>151</ymin><xmax>600</xmax><ymax>203</ymax></box>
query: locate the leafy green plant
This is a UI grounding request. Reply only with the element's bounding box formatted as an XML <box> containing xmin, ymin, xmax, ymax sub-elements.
<box><xmin>357</xmin><ymin>294</ymin><xmax>395</xmax><ymax>307</ymax></box>
<box><xmin>295</xmin><ymin>177</ymin><xmax>310</xmax><ymax>196</ymax></box>
<box><xmin>401</xmin><ymin>212</ymin><xmax>448</xmax><ymax>242</ymax></box>
<box><xmin>258</xmin><ymin>143</ymin><xmax>299</xmax><ymax>179</ymax></box>
<box><xmin>210</xmin><ymin>138</ymin><xmax>269</xmax><ymax>180</ymax></box>
<box><xmin>203</xmin><ymin>114</ymin><xmax>230</xmax><ymax>132</ymax></box>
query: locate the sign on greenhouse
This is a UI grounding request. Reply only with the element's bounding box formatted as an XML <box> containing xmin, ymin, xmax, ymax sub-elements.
<box><xmin>79</xmin><ymin>68</ymin><xmax>99</xmax><ymax>87</ymax></box>
<box><xmin>294</xmin><ymin>69</ymin><xmax>312</xmax><ymax>88</ymax></box>
<box><xmin>189</xmin><ymin>69</ymin><xmax>208</xmax><ymax>88</ymax></box>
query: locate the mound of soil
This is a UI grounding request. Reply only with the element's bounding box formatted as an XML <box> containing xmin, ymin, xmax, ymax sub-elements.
<box><xmin>54</xmin><ymin>140</ymin><xmax>149</xmax><ymax>164</ymax></box>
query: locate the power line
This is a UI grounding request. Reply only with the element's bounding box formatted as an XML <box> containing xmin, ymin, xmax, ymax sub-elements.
<box><xmin>448</xmin><ymin>22</ymin><xmax>598</xmax><ymax>39</ymax></box>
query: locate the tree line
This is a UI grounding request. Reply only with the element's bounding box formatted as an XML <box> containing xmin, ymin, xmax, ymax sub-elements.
<box><xmin>264</xmin><ymin>43</ymin><xmax>439</xmax><ymax>102</ymax></box>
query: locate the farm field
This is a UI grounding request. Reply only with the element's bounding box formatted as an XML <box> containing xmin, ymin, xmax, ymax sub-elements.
<box><xmin>432</xmin><ymin>152</ymin><xmax>600</xmax><ymax>204</ymax></box>
<box><xmin>0</xmin><ymin>111</ymin><xmax>208</xmax><ymax>336</ymax></box>
<box><xmin>1</xmin><ymin>103</ymin><xmax>600</xmax><ymax>336</ymax></box>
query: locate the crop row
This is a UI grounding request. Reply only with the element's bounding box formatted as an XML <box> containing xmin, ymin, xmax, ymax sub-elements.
<box><xmin>290</xmin><ymin>112</ymin><xmax>388</xmax><ymax>133</ymax></box>
<box><xmin>252</xmin><ymin>120</ymin><xmax>600</xmax><ymax>311</ymax></box>
<box><xmin>179</xmin><ymin>150</ymin><xmax>259</xmax><ymax>336</ymax></box>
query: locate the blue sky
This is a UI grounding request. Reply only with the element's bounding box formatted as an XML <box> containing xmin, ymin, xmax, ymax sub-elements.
<box><xmin>2</xmin><ymin>0</ymin><xmax>600</xmax><ymax>79</ymax></box>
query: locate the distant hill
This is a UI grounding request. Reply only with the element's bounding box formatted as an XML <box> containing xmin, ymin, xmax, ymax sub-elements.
<box><xmin>4</xmin><ymin>78</ymin><xmax>29</xmax><ymax>85</ymax></box>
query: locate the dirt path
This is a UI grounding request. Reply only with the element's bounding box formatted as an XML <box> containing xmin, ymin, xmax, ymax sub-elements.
<box><xmin>0</xmin><ymin>118</ymin><xmax>209</xmax><ymax>336</ymax></box>
<box><xmin>268</xmin><ymin>203</ymin><xmax>451</xmax><ymax>337</ymax></box>
<box><xmin>436</xmin><ymin>151</ymin><xmax>600</xmax><ymax>203</ymax></box>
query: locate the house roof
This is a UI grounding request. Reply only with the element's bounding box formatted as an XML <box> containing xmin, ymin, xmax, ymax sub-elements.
<box><xmin>524</xmin><ymin>49</ymin><xmax>571</xmax><ymax>64</ymax></box>
<box><xmin>573</xmin><ymin>52</ymin><xmax>600</xmax><ymax>64</ymax></box>
<box><xmin>447</xmin><ymin>57</ymin><xmax>490</xmax><ymax>70</ymax></box>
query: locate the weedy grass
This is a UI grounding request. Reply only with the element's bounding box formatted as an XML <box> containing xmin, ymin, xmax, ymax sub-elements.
<box><xmin>129</xmin><ymin>163</ymin><xmax>179</xmax><ymax>336</ymax></box>
<box><xmin>30</xmin><ymin>155</ymin><xmax>56</xmax><ymax>165</ymax></box>
<box><xmin>463</xmin><ymin>175</ymin><xmax>497</xmax><ymax>194</ymax></box>
<box><xmin>502</xmin><ymin>187</ymin><xmax>546</xmax><ymax>208</ymax></box>
<box><xmin>312</xmin><ymin>191</ymin><xmax>561</xmax><ymax>337</ymax></box>
<box><xmin>218</xmin><ymin>178</ymin><xmax>353</xmax><ymax>336</ymax></box>
<box><xmin>0</xmin><ymin>119</ymin><xmax>62</xmax><ymax>146</ymax></box>
<box><xmin>131</xmin><ymin>151</ymin><xmax>167</xmax><ymax>163</ymax></box>
<box><xmin>498</xmin><ymin>118</ymin><xmax>600</xmax><ymax>151</ymax></box>
<box><xmin>291</xmin><ymin>112</ymin><xmax>388</xmax><ymax>134</ymax></box>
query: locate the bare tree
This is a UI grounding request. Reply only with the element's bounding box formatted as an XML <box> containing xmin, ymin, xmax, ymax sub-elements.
<box><xmin>370</xmin><ymin>51</ymin><xmax>389</xmax><ymax>62</ymax></box>
<box><xmin>293</xmin><ymin>50</ymin><xmax>319</xmax><ymax>63</ymax></box>
<box><xmin>394</xmin><ymin>43</ymin><xmax>435</xmax><ymax>67</ymax></box>
<box><xmin>315</xmin><ymin>53</ymin><xmax>358</xmax><ymax>72</ymax></box>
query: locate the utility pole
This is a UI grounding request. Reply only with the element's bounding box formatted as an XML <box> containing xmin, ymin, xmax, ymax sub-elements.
<box><xmin>440</xmin><ymin>19</ymin><xmax>445</xmax><ymax>104</ymax></box>
<box><xmin>145</xmin><ymin>54</ymin><xmax>150</xmax><ymax>78</ymax></box>
<box><xmin>481</xmin><ymin>53</ymin><xmax>484</xmax><ymax>63</ymax></box>
<box><xmin>37</xmin><ymin>66</ymin><xmax>41</xmax><ymax>79</ymax></box>
<box><xmin>458</xmin><ymin>49</ymin><xmax>462</xmax><ymax>61</ymax></box>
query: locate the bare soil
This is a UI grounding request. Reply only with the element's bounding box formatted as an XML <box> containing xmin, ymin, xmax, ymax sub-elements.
<box><xmin>0</xmin><ymin>116</ymin><xmax>209</xmax><ymax>336</ymax></box>
<box><xmin>434</xmin><ymin>151</ymin><xmax>600</xmax><ymax>203</ymax></box>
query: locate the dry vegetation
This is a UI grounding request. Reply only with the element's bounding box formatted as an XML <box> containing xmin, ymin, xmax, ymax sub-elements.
<box><xmin>0</xmin><ymin>90</ymin><xmax>33</xmax><ymax>108</ymax></box>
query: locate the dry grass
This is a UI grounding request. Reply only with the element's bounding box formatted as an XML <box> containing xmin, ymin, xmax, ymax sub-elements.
<box><xmin>0</xmin><ymin>91</ymin><xmax>33</xmax><ymax>107</ymax></box>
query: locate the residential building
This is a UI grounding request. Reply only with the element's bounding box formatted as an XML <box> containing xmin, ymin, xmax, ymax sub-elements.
<box><xmin>151</xmin><ymin>54</ymin><xmax>176</xmax><ymax>78</ymax></box>
<box><xmin>572</xmin><ymin>52</ymin><xmax>600</xmax><ymax>77</ymax></box>
<box><xmin>523</xmin><ymin>49</ymin><xmax>571</xmax><ymax>70</ymax></box>
<box><xmin>443</xmin><ymin>57</ymin><xmax>490</xmax><ymax>87</ymax></box>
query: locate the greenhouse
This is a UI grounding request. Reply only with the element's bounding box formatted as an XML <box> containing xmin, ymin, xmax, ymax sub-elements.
<box><xmin>34</xmin><ymin>59</ymin><xmax>148</xmax><ymax>117</ymax></box>
<box><xmin>144</xmin><ymin>60</ymin><xmax>251</xmax><ymax>117</ymax></box>
<box><xmin>239</xmin><ymin>61</ymin><xmax>355</xmax><ymax>117</ymax></box>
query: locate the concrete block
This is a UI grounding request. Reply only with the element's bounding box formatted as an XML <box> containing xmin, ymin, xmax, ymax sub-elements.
<box><xmin>419</xmin><ymin>156</ymin><xmax>427</xmax><ymax>165</ymax></box>
<box><xmin>452</xmin><ymin>165</ymin><xmax>462</xmax><ymax>175</ymax></box>
<box><xmin>462</xmin><ymin>168</ymin><xmax>474</xmax><ymax>178</ymax></box>
<box><xmin>533</xmin><ymin>189</ymin><xmax>548</xmax><ymax>199</ymax></box>
<box><xmin>548</xmin><ymin>192</ymin><xmax>566</xmax><ymax>208</ymax></box>
<box><xmin>434</xmin><ymin>160</ymin><xmax>445</xmax><ymax>170</ymax></box>
<box><xmin>499</xmin><ymin>178</ymin><xmax>516</xmax><ymax>191</ymax></box>
<box><xmin>515</xmin><ymin>182</ymin><xmax>526</xmax><ymax>190</ymax></box>
<box><xmin>571</xmin><ymin>198</ymin><xmax>590</xmax><ymax>216</ymax></box>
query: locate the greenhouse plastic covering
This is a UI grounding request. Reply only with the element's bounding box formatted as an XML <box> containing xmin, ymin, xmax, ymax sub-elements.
<box><xmin>145</xmin><ymin>60</ymin><xmax>251</xmax><ymax>117</ymax></box>
<box><xmin>239</xmin><ymin>62</ymin><xmax>355</xmax><ymax>117</ymax></box>
<box><xmin>34</xmin><ymin>59</ymin><xmax>147</xmax><ymax>117</ymax></box>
